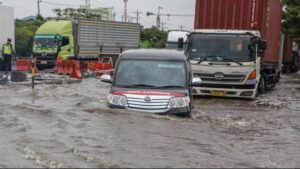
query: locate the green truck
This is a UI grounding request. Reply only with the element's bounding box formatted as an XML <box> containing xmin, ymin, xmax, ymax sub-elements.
<box><xmin>32</xmin><ymin>19</ymin><xmax>141</xmax><ymax>68</ymax></box>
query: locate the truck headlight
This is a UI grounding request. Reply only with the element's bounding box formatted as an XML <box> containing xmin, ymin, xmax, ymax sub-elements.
<box><xmin>108</xmin><ymin>94</ymin><xmax>128</xmax><ymax>107</ymax></box>
<box><xmin>168</xmin><ymin>97</ymin><xmax>190</xmax><ymax>108</ymax></box>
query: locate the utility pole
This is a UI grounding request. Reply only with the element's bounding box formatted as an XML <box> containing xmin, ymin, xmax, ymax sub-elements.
<box><xmin>179</xmin><ymin>25</ymin><xmax>185</xmax><ymax>30</ymax></box>
<box><xmin>134</xmin><ymin>10</ymin><xmax>142</xmax><ymax>23</ymax></box>
<box><xmin>157</xmin><ymin>6</ymin><xmax>163</xmax><ymax>29</ymax></box>
<box><xmin>161</xmin><ymin>21</ymin><xmax>167</xmax><ymax>31</ymax></box>
<box><xmin>82</xmin><ymin>0</ymin><xmax>90</xmax><ymax>8</ymax></box>
<box><xmin>123</xmin><ymin>0</ymin><xmax>129</xmax><ymax>22</ymax></box>
<box><xmin>37</xmin><ymin>0</ymin><xmax>42</xmax><ymax>16</ymax></box>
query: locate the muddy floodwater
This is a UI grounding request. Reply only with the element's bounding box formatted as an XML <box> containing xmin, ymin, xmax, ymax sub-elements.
<box><xmin>0</xmin><ymin>72</ymin><xmax>299</xmax><ymax>168</ymax></box>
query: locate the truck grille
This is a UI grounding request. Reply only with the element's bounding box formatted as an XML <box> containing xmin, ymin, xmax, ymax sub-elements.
<box><xmin>127</xmin><ymin>96</ymin><xmax>170</xmax><ymax>111</ymax></box>
<box><xmin>194</xmin><ymin>73</ymin><xmax>246</xmax><ymax>83</ymax></box>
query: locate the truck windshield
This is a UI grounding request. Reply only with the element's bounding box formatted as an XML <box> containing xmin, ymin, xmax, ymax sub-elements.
<box><xmin>33</xmin><ymin>35</ymin><xmax>59</xmax><ymax>49</ymax></box>
<box><xmin>114</xmin><ymin>60</ymin><xmax>186</xmax><ymax>89</ymax></box>
<box><xmin>189</xmin><ymin>34</ymin><xmax>253</xmax><ymax>62</ymax></box>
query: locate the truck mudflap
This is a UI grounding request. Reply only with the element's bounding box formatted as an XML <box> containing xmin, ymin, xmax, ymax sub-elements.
<box><xmin>192</xmin><ymin>86</ymin><xmax>258</xmax><ymax>99</ymax></box>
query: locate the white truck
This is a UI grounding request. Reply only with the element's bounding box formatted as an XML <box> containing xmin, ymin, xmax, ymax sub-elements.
<box><xmin>183</xmin><ymin>30</ymin><xmax>271</xmax><ymax>99</ymax></box>
<box><xmin>0</xmin><ymin>5</ymin><xmax>14</xmax><ymax>49</ymax></box>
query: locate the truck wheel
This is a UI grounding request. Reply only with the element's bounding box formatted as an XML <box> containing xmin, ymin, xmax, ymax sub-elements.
<box><xmin>184</xmin><ymin>99</ymin><xmax>195</xmax><ymax>119</ymax></box>
<box><xmin>259</xmin><ymin>77</ymin><xmax>266</xmax><ymax>94</ymax></box>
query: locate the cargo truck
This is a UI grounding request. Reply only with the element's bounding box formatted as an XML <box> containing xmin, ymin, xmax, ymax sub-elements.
<box><xmin>32</xmin><ymin>18</ymin><xmax>140</xmax><ymax>69</ymax></box>
<box><xmin>0</xmin><ymin>5</ymin><xmax>14</xmax><ymax>55</ymax></box>
<box><xmin>186</xmin><ymin>0</ymin><xmax>283</xmax><ymax>98</ymax></box>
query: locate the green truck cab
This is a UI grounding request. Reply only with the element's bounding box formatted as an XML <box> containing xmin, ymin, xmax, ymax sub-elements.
<box><xmin>33</xmin><ymin>20</ymin><xmax>75</xmax><ymax>68</ymax></box>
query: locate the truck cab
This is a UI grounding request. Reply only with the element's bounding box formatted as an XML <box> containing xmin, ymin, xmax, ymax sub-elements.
<box><xmin>186</xmin><ymin>29</ymin><xmax>267</xmax><ymax>99</ymax></box>
<box><xmin>33</xmin><ymin>20</ymin><xmax>74</xmax><ymax>69</ymax></box>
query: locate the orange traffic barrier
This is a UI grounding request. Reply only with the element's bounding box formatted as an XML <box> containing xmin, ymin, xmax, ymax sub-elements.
<box><xmin>16</xmin><ymin>58</ymin><xmax>32</xmax><ymax>71</ymax></box>
<box><xmin>56</xmin><ymin>58</ymin><xmax>113</xmax><ymax>79</ymax></box>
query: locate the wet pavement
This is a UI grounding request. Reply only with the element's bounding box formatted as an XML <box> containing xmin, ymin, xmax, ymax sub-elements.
<box><xmin>0</xmin><ymin>72</ymin><xmax>299</xmax><ymax>168</ymax></box>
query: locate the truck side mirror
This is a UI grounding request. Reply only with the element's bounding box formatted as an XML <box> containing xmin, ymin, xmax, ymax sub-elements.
<box><xmin>61</xmin><ymin>37</ymin><xmax>70</xmax><ymax>46</ymax></box>
<box><xmin>258</xmin><ymin>39</ymin><xmax>267</xmax><ymax>50</ymax></box>
<box><xmin>178</xmin><ymin>37</ymin><xmax>184</xmax><ymax>49</ymax></box>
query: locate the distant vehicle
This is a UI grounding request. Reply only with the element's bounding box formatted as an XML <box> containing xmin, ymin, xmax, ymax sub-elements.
<box><xmin>0</xmin><ymin>5</ymin><xmax>14</xmax><ymax>53</ymax></box>
<box><xmin>32</xmin><ymin>19</ymin><xmax>140</xmax><ymax>69</ymax></box>
<box><xmin>282</xmin><ymin>37</ymin><xmax>300</xmax><ymax>73</ymax></box>
<box><xmin>166</xmin><ymin>30</ymin><xmax>189</xmax><ymax>50</ymax></box>
<box><xmin>186</xmin><ymin>0</ymin><xmax>283</xmax><ymax>99</ymax></box>
<box><xmin>101</xmin><ymin>49</ymin><xmax>201</xmax><ymax>118</ymax></box>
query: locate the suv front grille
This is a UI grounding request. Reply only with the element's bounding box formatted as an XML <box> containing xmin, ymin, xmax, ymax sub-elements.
<box><xmin>127</xmin><ymin>96</ymin><xmax>170</xmax><ymax>111</ymax></box>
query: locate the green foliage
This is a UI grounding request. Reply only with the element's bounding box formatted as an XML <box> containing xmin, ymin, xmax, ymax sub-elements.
<box><xmin>140</xmin><ymin>27</ymin><xmax>167</xmax><ymax>48</ymax></box>
<box><xmin>53</xmin><ymin>8</ymin><xmax>102</xmax><ymax>19</ymax></box>
<box><xmin>15</xmin><ymin>17</ymin><xmax>45</xmax><ymax>56</ymax></box>
<box><xmin>282</xmin><ymin>0</ymin><xmax>300</xmax><ymax>43</ymax></box>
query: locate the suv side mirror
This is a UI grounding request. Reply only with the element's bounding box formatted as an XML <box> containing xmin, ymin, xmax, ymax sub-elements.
<box><xmin>192</xmin><ymin>77</ymin><xmax>202</xmax><ymax>85</ymax></box>
<box><xmin>178</xmin><ymin>37</ymin><xmax>184</xmax><ymax>49</ymax></box>
<box><xmin>101</xmin><ymin>74</ymin><xmax>112</xmax><ymax>83</ymax></box>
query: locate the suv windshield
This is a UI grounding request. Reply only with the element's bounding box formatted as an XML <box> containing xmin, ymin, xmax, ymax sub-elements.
<box><xmin>114</xmin><ymin>60</ymin><xmax>186</xmax><ymax>89</ymax></box>
<box><xmin>189</xmin><ymin>33</ymin><xmax>254</xmax><ymax>62</ymax></box>
<box><xmin>33</xmin><ymin>35</ymin><xmax>60</xmax><ymax>49</ymax></box>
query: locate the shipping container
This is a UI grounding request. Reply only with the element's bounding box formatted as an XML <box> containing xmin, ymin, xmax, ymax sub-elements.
<box><xmin>0</xmin><ymin>5</ymin><xmax>14</xmax><ymax>48</ymax></box>
<box><xmin>194</xmin><ymin>0</ymin><xmax>282</xmax><ymax>64</ymax></box>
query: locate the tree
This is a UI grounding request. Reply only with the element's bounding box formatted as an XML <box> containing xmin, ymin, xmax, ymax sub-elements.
<box><xmin>140</xmin><ymin>26</ymin><xmax>167</xmax><ymax>48</ymax></box>
<box><xmin>282</xmin><ymin>0</ymin><xmax>300</xmax><ymax>43</ymax></box>
<box><xmin>15</xmin><ymin>17</ymin><xmax>45</xmax><ymax>57</ymax></box>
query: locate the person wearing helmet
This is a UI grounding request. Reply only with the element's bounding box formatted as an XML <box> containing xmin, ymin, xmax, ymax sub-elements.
<box><xmin>1</xmin><ymin>38</ymin><xmax>14</xmax><ymax>74</ymax></box>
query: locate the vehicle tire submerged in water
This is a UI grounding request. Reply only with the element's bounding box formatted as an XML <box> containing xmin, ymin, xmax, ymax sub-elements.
<box><xmin>258</xmin><ymin>77</ymin><xmax>266</xmax><ymax>94</ymax></box>
<box><xmin>11</xmin><ymin>71</ymin><xmax>27</xmax><ymax>82</ymax></box>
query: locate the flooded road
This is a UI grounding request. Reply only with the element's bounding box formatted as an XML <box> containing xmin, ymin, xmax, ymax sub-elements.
<box><xmin>0</xmin><ymin>72</ymin><xmax>299</xmax><ymax>168</ymax></box>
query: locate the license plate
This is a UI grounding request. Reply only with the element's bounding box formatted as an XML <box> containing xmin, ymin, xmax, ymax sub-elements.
<box><xmin>211</xmin><ymin>91</ymin><xmax>226</xmax><ymax>97</ymax></box>
<box><xmin>41</xmin><ymin>61</ymin><xmax>48</xmax><ymax>64</ymax></box>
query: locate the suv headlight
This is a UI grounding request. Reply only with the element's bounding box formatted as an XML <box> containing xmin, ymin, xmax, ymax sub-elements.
<box><xmin>108</xmin><ymin>94</ymin><xmax>128</xmax><ymax>107</ymax></box>
<box><xmin>168</xmin><ymin>97</ymin><xmax>190</xmax><ymax>108</ymax></box>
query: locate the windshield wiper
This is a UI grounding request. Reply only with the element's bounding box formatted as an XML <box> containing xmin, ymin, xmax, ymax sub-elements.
<box><xmin>220</xmin><ymin>56</ymin><xmax>243</xmax><ymax>66</ymax></box>
<box><xmin>118</xmin><ymin>84</ymin><xmax>157</xmax><ymax>89</ymax></box>
<box><xmin>198</xmin><ymin>55</ymin><xmax>218</xmax><ymax>64</ymax></box>
<box><xmin>156</xmin><ymin>85</ymin><xmax>185</xmax><ymax>89</ymax></box>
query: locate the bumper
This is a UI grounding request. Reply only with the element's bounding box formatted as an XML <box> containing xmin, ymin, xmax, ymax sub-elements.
<box><xmin>193</xmin><ymin>86</ymin><xmax>258</xmax><ymax>99</ymax></box>
<box><xmin>36</xmin><ymin>60</ymin><xmax>56</xmax><ymax>68</ymax></box>
<box><xmin>108</xmin><ymin>104</ymin><xmax>189</xmax><ymax>115</ymax></box>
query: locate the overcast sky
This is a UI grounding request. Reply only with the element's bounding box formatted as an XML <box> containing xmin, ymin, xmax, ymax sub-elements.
<box><xmin>1</xmin><ymin>0</ymin><xmax>195</xmax><ymax>30</ymax></box>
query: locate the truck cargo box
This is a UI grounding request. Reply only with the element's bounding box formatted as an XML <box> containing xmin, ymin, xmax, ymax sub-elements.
<box><xmin>0</xmin><ymin>5</ymin><xmax>14</xmax><ymax>48</ymax></box>
<box><xmin>77</xmin><ymin>19</ymin><xmax>140</xmax><ymax>58</ymax></box>
<box><xmin>195</xmin><ymin>0</ymin><xmax>282</xmax><ymax>64</ymax></box>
